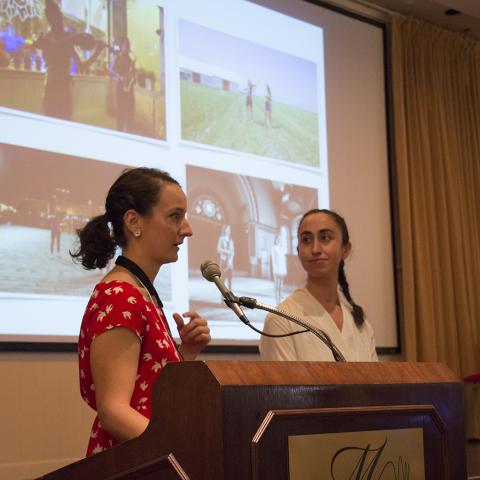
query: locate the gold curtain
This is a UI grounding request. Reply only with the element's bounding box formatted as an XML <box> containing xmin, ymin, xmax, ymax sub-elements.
<box><xmin>391</xmin><ymin>16</ymin><xmax>480</xmax><ymax>378</ymax></box>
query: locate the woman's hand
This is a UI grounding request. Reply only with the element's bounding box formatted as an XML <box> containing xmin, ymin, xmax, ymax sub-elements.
<box><xmin>173</xmin><ymin>311</ymin><xmax>211</xmax><ymax>360</ymax></box>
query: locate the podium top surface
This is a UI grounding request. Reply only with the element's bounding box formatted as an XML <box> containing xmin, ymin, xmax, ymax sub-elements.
<box><xmin>190</xmin><ymin>360</ymin><xmax>460</xmax><ymax>386</ymax></box>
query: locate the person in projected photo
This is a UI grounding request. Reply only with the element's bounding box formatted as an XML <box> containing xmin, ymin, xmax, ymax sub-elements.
<box><xmin>271</xmin><ymin>233</ymin><xmax>287</xmax><ymax>304</ymax></box>
<box><xmin>264</xmin><ymin>83</ymin><xmax>272</xmax><ymax>127</ymax></box>
<box><xmin>0</xmin><ymin>39</ymin><xmax>10</xmax><ymax>68</ymax></box>
<box><xmin>49</xmin><ymin>208</ymin><xmax>63</xmax><ymax>257</ymax></box>
<box><xmin>259</xmin><ymin>209</ymin><xmax>378</xmax><ymax>361</ymax></box>
<box><xmin>217</xmin><ymin>224</ymin><xmax>234</xmax><ymax>292</ymax></box>
<box><xmin>245</xmin><ymin>79</ymin><xmax>255</xmax><ymax>120</ymax></box>
<box><xmin>71</xmin><ymin>167</ymin><xmax>211</xmax><ymax>456</ymax></box>
<box><xmin>32</xmin><ymin>0</ymin><xmax>106</xmax><ymax>120</ymax></box>
<box><xmin>111</xmin><ymin>36</ymin><xmax>136</xmax><ymax>133</ymax></box>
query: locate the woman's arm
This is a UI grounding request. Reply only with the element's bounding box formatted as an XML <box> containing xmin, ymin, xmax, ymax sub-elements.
<box><xmin>74</xmin><ymin>41</ymin><xmax>106</xmax><ymax>73</ymax></box>
<box><xmin>90</xmin><ymin>327</ymin><xmax>149</xmax><ymax>442</ymax></box>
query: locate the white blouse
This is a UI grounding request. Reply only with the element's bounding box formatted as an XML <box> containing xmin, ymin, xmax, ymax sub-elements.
<box><xmin>259</xmin><ymin>286</ymin><xmax>378</xmax><ymax>362</ymax></box>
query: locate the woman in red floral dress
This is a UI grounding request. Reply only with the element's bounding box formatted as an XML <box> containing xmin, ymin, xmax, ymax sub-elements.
<box><xmin>72</xmin><ymin>167</ymin><xmax>211</xmax><ymax>456</ymax></box>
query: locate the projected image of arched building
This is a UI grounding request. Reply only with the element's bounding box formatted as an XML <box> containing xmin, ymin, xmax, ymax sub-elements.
<box><xmin>187</xmin><ymin>164</ymin><xmax>318</xmax><ymax>326</ymax></box>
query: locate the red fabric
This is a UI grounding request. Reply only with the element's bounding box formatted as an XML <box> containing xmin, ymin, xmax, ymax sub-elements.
<box><xmin>78</xmin><ymin>280</ymin><xmax>181</xmax><ymax>456</ymax></box>
<box><xmin>464</xmin><ymin>374</ymin><xmax>480</xmax><ymax>383</ymax></box>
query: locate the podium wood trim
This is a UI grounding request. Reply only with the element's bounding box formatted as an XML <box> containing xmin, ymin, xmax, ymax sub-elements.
<box><xmin>107</xmin><ymin>453</ymin><xmax>190</xmax><ymax>480</ymax></box>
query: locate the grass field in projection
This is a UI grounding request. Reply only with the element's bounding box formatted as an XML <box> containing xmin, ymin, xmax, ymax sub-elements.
<box><xmin>180</xmin><ymin>80</ymin><xmax>320</xmax><ymax>167</ymax></box>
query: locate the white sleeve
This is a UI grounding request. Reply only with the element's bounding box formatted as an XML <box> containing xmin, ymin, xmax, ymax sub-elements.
<box><xmin>259</xmin><ymin>312</ymin><xmax>297</xmax><ymax>361</ymax></box>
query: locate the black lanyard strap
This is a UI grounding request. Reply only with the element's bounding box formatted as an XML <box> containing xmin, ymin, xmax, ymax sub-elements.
<box><xmin>115</xmin><ymin>255</ymin><xmax>164</xmax><ymax>308</ymax></box>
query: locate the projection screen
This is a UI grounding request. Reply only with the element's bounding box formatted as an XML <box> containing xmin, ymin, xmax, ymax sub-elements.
<box><xmin>0</xmin><ymin>0</ymin><xmax>398</xmax><ymax>352</ymax></box>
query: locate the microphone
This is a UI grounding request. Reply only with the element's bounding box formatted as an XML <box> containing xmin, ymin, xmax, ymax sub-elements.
<box><xmin>200</xmin><ymin>260</ymin><xmax>249</xmax><ymax>325</ymax></box>
<box><xmin>200</xmin><ymin>262</ymin><xmax>344</xmax><ymax>361</ymax></box>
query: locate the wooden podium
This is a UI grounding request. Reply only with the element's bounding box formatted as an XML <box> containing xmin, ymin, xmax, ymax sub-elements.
<box><xmin>41</xmin><ymin>361</ymin><xmax>467</xmax><ymax>479</ymax></box>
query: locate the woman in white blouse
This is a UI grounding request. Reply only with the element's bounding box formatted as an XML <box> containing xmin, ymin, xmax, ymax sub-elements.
<box><xmin>260</xmin><ymin>209</ymin><xmax>378</xmax><ymax>362</ymax></box>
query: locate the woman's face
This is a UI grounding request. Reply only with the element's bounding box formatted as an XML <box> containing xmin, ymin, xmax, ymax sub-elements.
<box><xmin>136</xmin><ymin>183</ymin><xmax>192</xmax><ymax>266</ymax></box>
<box><xmin>297</xmin><ymin>212</ymin><xmax>350</xmax><ymax>281</ymax></box>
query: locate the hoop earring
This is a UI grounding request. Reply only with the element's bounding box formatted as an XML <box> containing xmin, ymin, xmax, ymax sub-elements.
<box><xmin>134</xmin><ymin>230</ymin><xmax>142</xmax><ymax>238</ymax></box>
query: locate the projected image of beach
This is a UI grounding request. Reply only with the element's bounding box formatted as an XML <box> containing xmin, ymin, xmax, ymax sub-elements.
<box><xmin>179</xmin><ymin>20</ymin><xmax>321</xmax><ymax>167</ymax></box>
<box><xmin>0</xmin><ymin>2</ymin><xmax>166</xmax><ymax>140</ymax></box>
<box><xmin>187</xmin><ymin>165</ymin><xmax>318</xmax><ymax>325</ymax></box>
<box><xmin>0</xmin><ymin>143</ymin><xmax>171</xmax><ymax>298</ymax></box>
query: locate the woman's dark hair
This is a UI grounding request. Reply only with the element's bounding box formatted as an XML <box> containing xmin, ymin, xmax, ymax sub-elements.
<box><xmin>70</xmin><ymin>167</ymin><xmax>180</xmax><ymax>270</ymax></box>
<box><xmin>297</xmin><ymin>208</ymin><xmax>365</xmax><ymax>326</ymax></box>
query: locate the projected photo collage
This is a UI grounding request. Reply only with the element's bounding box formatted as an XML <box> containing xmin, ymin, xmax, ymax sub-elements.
<box><xmin>0</xmin><ymin>0</ymin><xmax>326</xmax><ymax>339</ymax></box>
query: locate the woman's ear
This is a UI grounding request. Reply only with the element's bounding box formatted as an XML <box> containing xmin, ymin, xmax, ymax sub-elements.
<box><xmin>123</xmin><ymin>209</ymin><xmax>142</xmax><ymax>238</ymax></box>
<box><xmin>342</xmin><ymin>241</ymin><xmax>352</xmax><ymax>260</ymax></box>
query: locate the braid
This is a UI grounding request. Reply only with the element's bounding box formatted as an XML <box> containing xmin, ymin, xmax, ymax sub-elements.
<box><xmin>338</xmin><ymin>260</ymin><xmax>365</xmax><ymax>326</ymax></box>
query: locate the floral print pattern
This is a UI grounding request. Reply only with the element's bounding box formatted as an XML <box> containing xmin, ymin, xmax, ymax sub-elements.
<box><xmin>78</xmin><ymin>280</ymin><xmax>180</xmax><ymax>456</ymax></box>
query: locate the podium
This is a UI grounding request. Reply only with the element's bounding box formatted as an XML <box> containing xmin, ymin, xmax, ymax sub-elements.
<box><xmin>41</xmin><ymin>361</ymin><xmax>467</xmax><ymax>479</ymax></box>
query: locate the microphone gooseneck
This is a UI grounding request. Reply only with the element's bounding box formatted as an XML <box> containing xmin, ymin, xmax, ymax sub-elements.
<box><xmin>239</xmin><ymin>296</ymin><xmax>346</xmax><ymax>362</ymax></box>
<box><xmin>200</xmin><ymin>260</ymin><xmax>346</xmax><ymax>362</ymax></box>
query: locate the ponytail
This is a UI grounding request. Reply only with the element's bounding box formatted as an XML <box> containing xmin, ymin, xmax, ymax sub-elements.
<box><xmin>338</xmin><ymin>260</ymin><xmax>365</xmax><ymax>326</ymax></box>
<box><xmin>70</xmin><ymin>167</ymin><xmax>180</xmax><ymax>270</ymax></box>
<box><xmin>70</xmin><ymin>213</ymin><xmax>116</xmax><ymax>270</ymax></box>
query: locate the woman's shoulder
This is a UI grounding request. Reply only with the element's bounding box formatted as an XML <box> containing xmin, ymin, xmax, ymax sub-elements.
<box><xmin>88</xmin><ymin>280</ymin><xmax>146</xmax><ymax>306</ymax></box>
<box><xmin>81</xmin><ymin>280</ymin><xmax>149</xmax><ymax>341</ymax></box>
<box><xmin>94</xmin><ymin>279</ymin><xmax>140</xmax><ymax>292</ymax></box>
<box><xmin>276</xmin><ymin>287</ymin><xmax>308</xmax><ymax>310</ymax></box>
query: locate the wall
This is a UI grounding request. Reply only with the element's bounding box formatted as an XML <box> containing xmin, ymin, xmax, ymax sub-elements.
<box><xmin>0</xmin><ymin>352</ymin><xmax>95</xmax><ymax>479</ymax></box>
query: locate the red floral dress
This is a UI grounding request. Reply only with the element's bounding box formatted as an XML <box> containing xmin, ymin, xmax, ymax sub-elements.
<box><xmin>78</xmin><ymin>280</ymin><xmax>181</xmax><ymax>456</ymax></box>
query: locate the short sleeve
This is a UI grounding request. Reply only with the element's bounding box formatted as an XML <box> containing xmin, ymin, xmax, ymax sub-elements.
<box><xmin>85</xmin><ymin>283</ymin><xmax>146</xmax><ymax>342</ymax></box>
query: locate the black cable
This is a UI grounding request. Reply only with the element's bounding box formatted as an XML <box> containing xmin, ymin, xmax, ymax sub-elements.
<box><xmin>238</xmin><ymin>296</ymin><xmax>346</xmax><ymax>362</ymax></box>
<box><xmin>223</xmin><ymin>299</ymin><xmax>307</xmax><ymax>338</ymax></box>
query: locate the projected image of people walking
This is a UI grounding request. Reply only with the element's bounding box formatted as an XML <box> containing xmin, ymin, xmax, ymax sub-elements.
<box><xmin>179</xmin><ymin>20</ymin><xmax>322</xmax><ymax>167</ymax></box>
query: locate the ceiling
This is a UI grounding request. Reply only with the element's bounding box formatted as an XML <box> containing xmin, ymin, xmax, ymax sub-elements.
<box><xmin>359</xmin><ymin>0</ymin><xmax>480</xmax><ymax>39</ymax></box>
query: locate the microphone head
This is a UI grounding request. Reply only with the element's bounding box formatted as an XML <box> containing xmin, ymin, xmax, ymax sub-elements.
<box><xmin>200</xmin><ymin>260</ymin><xmax>221</xmax><ymax>281</ymax></box>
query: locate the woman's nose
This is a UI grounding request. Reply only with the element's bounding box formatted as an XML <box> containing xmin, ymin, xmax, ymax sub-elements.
<box><xmin>311</xmin><ymin>238</ymin><xmax>322</xmax><ymax>254</ymax></box>
<box><xmin>181</xmin><ymin>219</ymin><xmax>193</xmax><ymax>237</ymax></box>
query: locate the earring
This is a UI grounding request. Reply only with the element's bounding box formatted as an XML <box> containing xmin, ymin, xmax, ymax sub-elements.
<box><xmin>134</xmin><ymin>230</ymin><xmax>142</xmax><ymax>238</ymax></box>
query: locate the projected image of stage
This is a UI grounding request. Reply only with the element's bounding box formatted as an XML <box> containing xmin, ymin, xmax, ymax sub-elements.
<box><xmin>0</xmin><ymin>2</ymin><xmax>166</xmax><ymax>140</ymax></box>
<box><xmin>187</xmin><ymin>165</ymin><xmax>318</xmax><ymax>326</ymax></box>
<box><xmin>179</xmin><ymin>19</ymin><xmax>320</xmax><ymax>167</ymax></box>
<box><xmin>0</xmin><ymin>143</ymin><xmax>171</xmax><ymax>299</ymax></box>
